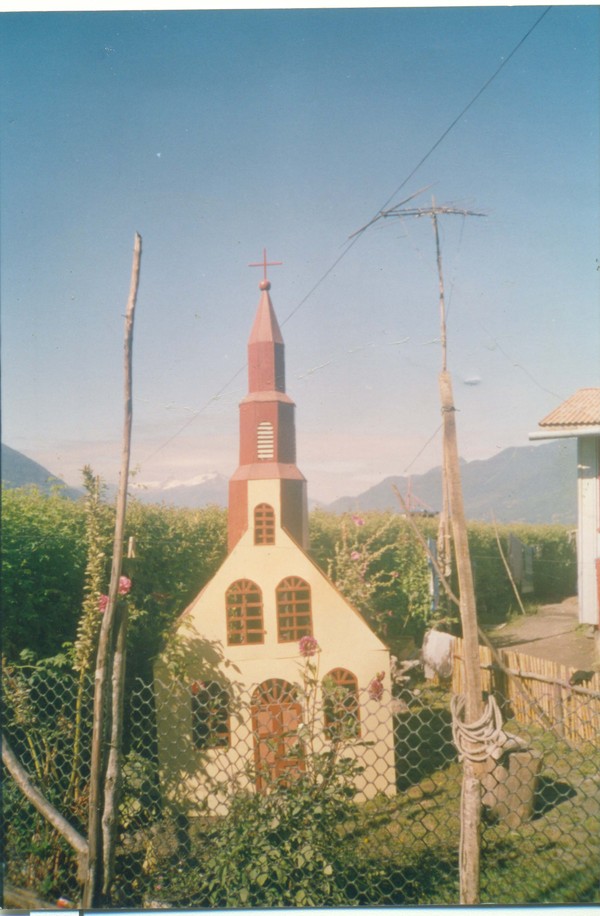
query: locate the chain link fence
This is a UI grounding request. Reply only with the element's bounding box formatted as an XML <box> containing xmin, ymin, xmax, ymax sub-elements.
<box><xmin>3</xmin><ymin>653</ymin><xmax>600</xmax><ymax>908</ymax></box>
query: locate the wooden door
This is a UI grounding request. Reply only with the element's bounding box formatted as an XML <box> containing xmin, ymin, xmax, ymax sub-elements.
<box><xmin>252</xmin><ymin>679</ymin><xmax>304</xmax><ymax>790</ymax></box>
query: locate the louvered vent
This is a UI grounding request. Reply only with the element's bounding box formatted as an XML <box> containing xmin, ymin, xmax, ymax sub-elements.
<box><xmin>257</xmin><ymin>421</ymin><xmax>274</xmax><ymax>459</ymax></box>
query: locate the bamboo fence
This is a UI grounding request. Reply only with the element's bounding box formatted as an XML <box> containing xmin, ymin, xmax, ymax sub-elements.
<box><xmin>452</xmin><ymin>637</ymin><xmax>600</xmax><ymax>745</ymax></box>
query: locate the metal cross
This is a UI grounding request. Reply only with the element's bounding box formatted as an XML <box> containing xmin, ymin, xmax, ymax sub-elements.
<box><xmin>248</xmin><ymin>248</ymin><xmax>283</xmax><ymax>281</ymax></box>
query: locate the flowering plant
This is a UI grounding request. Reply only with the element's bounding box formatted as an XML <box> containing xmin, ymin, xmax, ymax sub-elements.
<box><xmin>98</xmin><ymin>594</ymin><xmax>110</xmax><ymax>614</ymax></box>
<box><xmin>298</xmin><ymin>634</ymin><xmax>319</xmax><ymax>658</ymax></box>
<box><xmin>118</xmin><ymin>575</ymin><xmax>132</xmax><ymax>595</ymax></box>
<box><xmin>368</xmin><ymin>671</ymin><xmax>385</xmax><ymax>701</ymax></box>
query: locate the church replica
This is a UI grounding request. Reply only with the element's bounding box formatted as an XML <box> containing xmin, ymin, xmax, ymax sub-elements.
<box><xmin>155</xmin><ymin>259</ymin><xmax>396</xmax><ymax>812</ymax></box>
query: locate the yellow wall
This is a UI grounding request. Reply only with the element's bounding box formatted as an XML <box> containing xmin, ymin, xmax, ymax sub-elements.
<box><xmin>155</xmin><ymin>477</ymin><xmax>397</xmax><ymax>811</ymax></box>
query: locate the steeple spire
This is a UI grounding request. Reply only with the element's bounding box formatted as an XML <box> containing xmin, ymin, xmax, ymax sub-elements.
<box><xmin>247</xmin><ymin>281</ymin><xmax>285</xmax><ymax>393</ymax></box>
<box><xmin>228</xmin><ymin>262</ymin><xmax>308</xmax><ymax>552</ymax></box>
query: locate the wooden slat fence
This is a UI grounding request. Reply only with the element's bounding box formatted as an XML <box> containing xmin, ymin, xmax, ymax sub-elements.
<box><xmin>452</xmin><ymin>637</ymin><xmax>600</xmax><ymax>745</ymax></box>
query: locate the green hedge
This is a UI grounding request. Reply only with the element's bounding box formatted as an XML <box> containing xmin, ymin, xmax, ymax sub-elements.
<box><xmin>1</xmin><ymin>489</ymin><xmax>576</xmax><ymax>669</ymax></box>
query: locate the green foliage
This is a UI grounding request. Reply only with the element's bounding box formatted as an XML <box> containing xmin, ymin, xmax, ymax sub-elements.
<box><xmin>310</xmin><ymin>511</ymin><xmax>577</xmax><ymax>637</ymax></box>
<box><xmin>1</xmin><ymin>484</ymin><xmax>227</xmax><ymax>675</ymax></box>
<box><xmin>512</xmin><ymin>523</ymin><xmax>577</xmax><ymax>602</ymax></box>
<box><xmin>3</xmin><ymin>657</ymin><xmax>90</xmax><ymax>903</ymax></box>
<box><xmin>166</xmin><ymin>779</ymin><xmax>363</xmax><ymax>907</ymax></box>
<box><xmin>1</xmin><ymin>486</ymin><xmax>575</xmax><ymax>670</ymax></box>
<box><xmin>122</xmin><ymin>499</ymin><xmax>227</xmax><ymax>681</ymax></box>
<box><xmin>1</xmin><ymin>486</ymin><xmax>88</xmax><ymax>660</ymax></box>
<box><xmin>73</xmin><ymin>468</ymin><xmax>114</xmax><ymax>673</ymax></box>
<box><xmin>466</xmin><ymin>521</ymin><xmax>577</xmax><ymax>622</ymax></box>
<box><xmin>313</xmin><ymin>511</ymin><xmax>433</xmax><ymax>648</ymax></box>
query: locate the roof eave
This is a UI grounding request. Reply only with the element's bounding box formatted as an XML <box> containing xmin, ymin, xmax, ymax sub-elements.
<box><xmin>529</xmin><ymin>425</ymin><xmax>600</xmax><ymax>440</ymax></box>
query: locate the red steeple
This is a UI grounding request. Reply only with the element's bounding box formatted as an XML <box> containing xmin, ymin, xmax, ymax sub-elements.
<box><xmin>248</xmin><ymin>280</ymin><xmax>286</xmax><ymax>393</ymax></box>
<box><xmin>228</xmin><ymin>263</ymin><xmax>308</xmax><ymax>552</ymax></box>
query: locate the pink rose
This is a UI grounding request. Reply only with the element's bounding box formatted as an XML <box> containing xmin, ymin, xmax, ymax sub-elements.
<box><xmin>98</xmin><ymin>594</ymin><xmax>109</xmax><ymax>613</ymax></box>
<box><xmin>118</xmin><ymin>576</ymin><xmax>132</xmax><ymax>595</ymax></box>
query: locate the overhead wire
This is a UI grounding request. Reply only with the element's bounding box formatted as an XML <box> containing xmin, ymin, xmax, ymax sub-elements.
<box><xmin>137</xmin><ymin>6</ymin><xmax>553</xmax><ymax>472</ymax></box>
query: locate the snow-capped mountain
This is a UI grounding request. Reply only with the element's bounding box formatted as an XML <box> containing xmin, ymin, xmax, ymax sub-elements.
<box><xmin>130</xmin><ymin>472</ymin><xmax>229</xmax><ymax>508</ymax></box>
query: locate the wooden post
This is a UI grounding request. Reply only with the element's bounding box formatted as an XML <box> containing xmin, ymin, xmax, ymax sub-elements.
<box><xmin>434</xmin><ymin>206</ymin><xmax>452</xmax><ymax>594</ymax></box>
<box><xmin>356</xmin><ymin>193</ymin><xmax>486</xmax><ymax>904</ymax></box>
<box><xmin>491</xmin><ymin>512</ymin><xmax>526</xmax><ymax>615</ymax></box>
<box><xmin>101</xmin><ymin>232</ymin><xmax>141</xmax><ymax>896</ymax></box>
<box><xmin>439</xmin><ymin>367</ymin><xmax>484</xmax><ymax>904</ymax></box>
<box><xmin>83</xmin><ymin>233</ymin><xmax>141</xmax><ymax>908</ymax></box>
<box><xmin>433</xmin><ymin>208</ymin><xmax>483</xmax><ymax>904</ymax></box>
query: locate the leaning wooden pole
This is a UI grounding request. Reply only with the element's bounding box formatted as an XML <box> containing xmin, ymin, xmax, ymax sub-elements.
<box><xmin>440</xmin><ymin>367</ymin><xmax>484</xmax><ymax>903</ymax></box>
<box><xmin>2</xmin><ymin>734</ymin><xmax>89</xmax><ymax>880</ymax></box>
<box><xmin>354</xmin><ymin>192</ymin><xmax>486</xmax><ymax>904</ymax></box>
<box><xmin>101</xmin><ymin>232</ymin><xmax>142</xmax><ymax>896</ymax></box>
<box><xmin>433</xmin><ymin>210</ymin><xmax>483</xmax><ymax>904</ymax></box>
<box><xmin>83</xmin><ymin>232</ymin><xmax>142</xmax><ymax>908</ymax></box>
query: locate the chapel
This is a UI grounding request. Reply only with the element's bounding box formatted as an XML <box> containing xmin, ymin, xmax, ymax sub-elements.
<box><xmin>155</xmin><ymin>261</ymin><xmax>396</xmax><ymax>811</ymax></box>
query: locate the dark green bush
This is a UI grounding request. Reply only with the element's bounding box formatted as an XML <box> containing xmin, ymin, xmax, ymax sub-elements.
<box><xmin>1</xmin><ymin>489</ymin><xmax>575</xmax><ymax>668</ymax></box>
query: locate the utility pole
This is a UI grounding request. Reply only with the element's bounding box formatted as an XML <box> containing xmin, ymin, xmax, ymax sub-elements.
<box><xmin>354</xmin><ymin>195</ymin><xmax>486</xmax><ymax>903</ymax></box>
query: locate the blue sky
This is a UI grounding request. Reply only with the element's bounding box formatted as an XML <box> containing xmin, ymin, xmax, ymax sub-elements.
<box><xmin>1</xmin><ymin>5</ymin><xmax>599</xmax><ymax>503</ymax></box>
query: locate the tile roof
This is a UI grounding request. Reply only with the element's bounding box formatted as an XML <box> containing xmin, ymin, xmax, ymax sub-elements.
<box><xmin>539</xmin><ymin>388</ymin><xmax>600</xmax><ymax>427</ymax></box>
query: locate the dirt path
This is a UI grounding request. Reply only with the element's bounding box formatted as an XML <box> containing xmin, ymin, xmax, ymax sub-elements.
<box><xmin>485</xmin><ymin>596</ymin><xmax>599</xmax><ymax>672</ymax></box>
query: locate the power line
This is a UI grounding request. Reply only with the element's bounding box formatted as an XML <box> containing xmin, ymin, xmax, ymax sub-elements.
<box><xmin>369</xmin><ymin>6</ymin><xmax>552</xmax><ymax>221</ymax></box>
<box><xmin>137</xmin><ymin>7</ymin><xmax>552</xmax><ymax>471</ymax></box>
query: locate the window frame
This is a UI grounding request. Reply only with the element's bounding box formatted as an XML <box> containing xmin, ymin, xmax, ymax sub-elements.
<box><xmin>276</xmin><ymin>576</ymin><xmax>313</xmax><ymax>643</ymax></box>
<box><xmin>254</xmin><ymin>503</ymin><xmax>276</xmax><ymax>546</ymax></box>
<box><xmin>323</xmin><ymin>668</ymin><xmax>361</xmax><ymax>740</ymax></box>
<box><xmin>190</xmin><ymin>681</ymin><xmax>230</xmax><ymax>750</ymax></box>
<box><xmin>226</xmin><ymin>579</ymin><xmax>265</xmax><ymax>646</ymax></box>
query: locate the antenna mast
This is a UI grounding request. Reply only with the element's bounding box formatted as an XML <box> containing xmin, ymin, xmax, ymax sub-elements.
<box><xmin>354</xmin><ymin>195</ymin><xmax>486</xmax><ymax>904</ymax></box>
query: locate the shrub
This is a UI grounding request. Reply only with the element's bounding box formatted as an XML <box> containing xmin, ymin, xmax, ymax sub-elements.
<box><xmin>154</xmin><ymin>642</ymin><xmax>378</xmax><ymax>908</ymax></box>
<box><xmin>1</xmin><ymin>486</ymin><xmax>87</xmax><ymax>660</ymax></box>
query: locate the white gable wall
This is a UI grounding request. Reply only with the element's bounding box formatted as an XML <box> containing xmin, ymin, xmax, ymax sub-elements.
<box><xmin>155</xmin><ymin>477</ymin><xmax>397</xmax><ymax>811</ymax></box>
<box><xmin>179</xmin><ymin>477</ymin><xmax>388</xmax><ymax>677</ymax></box>
<box><xmin>577</xmin><ymin>436</ymin><xmax>600</xmax><ymax>626</ymax></box>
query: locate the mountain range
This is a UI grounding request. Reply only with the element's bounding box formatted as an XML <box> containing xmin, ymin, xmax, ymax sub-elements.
<box><xmin>1</xmin><ymin>439</ymin><xmax>577</xmax><ymax>525</ymax></box>
<box><xmin>326</xmin><ymin>439</ymin><xmax>577</xmax><ymax>525</ymax></box>
<box><xmin>1</xmin><ymin>443</ymin><xmax>83</xmax><ymax>500</ymax></box>
<box><xmin>129</xmin><ymin>472</ymin><xmax>229</xmax><ymax>509</ymax></box>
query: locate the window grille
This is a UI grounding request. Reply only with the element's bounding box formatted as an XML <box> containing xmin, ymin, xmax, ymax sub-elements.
<box><xmin>323</xmin><ymin>668</ymin><xmax>361</xmax><ymax>738</ymax></box>
<box><xmin>254</xmin><ymin>503</ymin><xmax>276</xmax><ymax>545</ymax></box>
<box><xmin>191</xmin><ymin>681</ymin><xmax>230</xmax><ymax>749</ymax></box>
<box><xmin>276</xmin><ymin>576</ymin><xmax>312</xmax><ymax>642</ymax></box>
<box><xmin>257</xmin><ymin>421</ymin><xmax>274</xmax><ymax>459</ymax></box>
<box><xmin>226</xmin><ymin>579</ymin><xmax>264</xmax><ymax>645</ymax></box>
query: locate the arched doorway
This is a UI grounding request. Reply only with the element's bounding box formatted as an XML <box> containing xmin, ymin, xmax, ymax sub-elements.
<box><xmin>251</xmin><ymin>679</ymin><xmax>304</xmax><ymax>790</ymax></box>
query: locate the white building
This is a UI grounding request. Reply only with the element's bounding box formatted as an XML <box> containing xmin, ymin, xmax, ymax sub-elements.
<box><xmin>530</xmin><ymin>388</ymin><xmax>600</xmax><ymax>630</ymax></box>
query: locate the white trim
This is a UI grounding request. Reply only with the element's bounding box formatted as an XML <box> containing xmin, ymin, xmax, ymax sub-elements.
<box><xmin>529</xmin><ymin>427</ymin><xmax>600</xmax><ymax>441</ymax></box>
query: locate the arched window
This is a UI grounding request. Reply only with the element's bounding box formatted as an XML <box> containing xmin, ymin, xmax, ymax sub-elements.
<box><xmin>254</xmin><ymin>503</ymin><xmax>275</xmax><ymax>545</ymax></box>
<box><xmin>276</xmin><ymin>576</ymin><xmax>312</xmax><ymax>643</ymax></box>
<box><xmin>323</xmin><ymin>668</ymin><xmax>360</xmax><ymax>739</ymax></box>
<box><xmin>226</xmin><ymin>579</ymin><xmax>264</xmax><ymax>645</ymax></box>
<box><xmin>191</xmin><ymin>681</ymin><xmax>230</xmax><ymax>749</ymax></box>
<box><xmin>257</xmin><ymin>421</ymin><xmax>274</xmax><ymax>460</ymax></box>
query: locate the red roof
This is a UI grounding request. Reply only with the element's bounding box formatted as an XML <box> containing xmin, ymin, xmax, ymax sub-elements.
<box><xmin>539</xmin><ymin>388</ymin><xmax>600</xmax><ymax>427</ymax></box>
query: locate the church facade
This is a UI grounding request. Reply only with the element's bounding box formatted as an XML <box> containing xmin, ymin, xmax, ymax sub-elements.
<box><xmin>155</xmin><ymin>267</ymin><xmax>396</xmax><ymax>812</ymax></box>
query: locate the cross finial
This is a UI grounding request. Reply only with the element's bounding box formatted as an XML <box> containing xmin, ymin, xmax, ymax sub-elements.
<box><xmin>248</xmin><ymin>248</ymin><xmax>282</xmax><ymax>290</ymax></box>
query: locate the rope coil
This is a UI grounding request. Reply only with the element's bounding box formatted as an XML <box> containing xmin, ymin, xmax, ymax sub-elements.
<box><xmin>451</xmin><ymin>694</ymin><xmax>526</xmax><ymax>763</ymax></box>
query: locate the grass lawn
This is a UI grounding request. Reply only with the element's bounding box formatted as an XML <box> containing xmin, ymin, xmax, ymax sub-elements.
<box><xmin>347</xmin><ymin>687</ymin><xmax>600</xmax><ymax>905</ymax></box>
